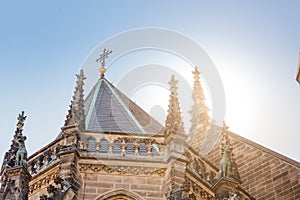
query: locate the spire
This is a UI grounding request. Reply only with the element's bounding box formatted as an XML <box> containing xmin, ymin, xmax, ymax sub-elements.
<box><xmin>216</xmin><ymin>122</ymin><xmax>240</xmax><ymax>182</ymax></box>
<box><xmin>188</xmin><ymin>67</ymin><xmax>210</xmax><ymax>152</ymax></box>
<box><xmin>0</xmin><ymin>112</ymin><xmax>31</xmax><ymax>200</ymax></box>
<box><xmin>296</xmin><ymin>53</ymin><xmax>300</xmax><ymax>84</ymax></box>
<box><xmin>96</xmin><ymin>48</ymin><xmax>112</xmax><ymax>78</ymax></box>
<box><xmin>64</xmin><ymin>69</ymin><xmax>86</xmax><ymax>130</ymax></box>
<box><xmin>164</xmin><ymin>75</ymin><xmax>185</xmax><ymax>143</ymax></box>
<box><xmin>1</xmin><ymin>111</ymin><xmax>27</xmax><ymax>169</ymax></box>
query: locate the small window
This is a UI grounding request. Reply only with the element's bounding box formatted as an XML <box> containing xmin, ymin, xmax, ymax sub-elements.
<box><xmin>87</xmin><ymin>138</ymin><xmax>96</xmax><ymax>151</ymax></box>
<box><xmin>113</xmin><ymin>141</ymin><xmax>121</xmax><ymax>153</ymax></box>
<box><xmin>139</xmin><ymin>143</ymin><xmax>147</xmax><ymax>154</ymax></box>
<box><xmin>126</xmin><ymin>142</ymin><xmax>134</xmax><ymax>154</ymax></box>
<box><xmin>152</xmin><ymin>143</ymin><xmax>160</xmax><ymax>154</ymax></box>
<box><xmin>100</xmin><ymin>139</ymin><xmax>109</xmax><ymax>153</ymax></box>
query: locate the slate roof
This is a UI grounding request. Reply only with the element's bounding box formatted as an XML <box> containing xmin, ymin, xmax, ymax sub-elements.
<box><xmin>84</xmin><ymin>77</ymin><xmax>163</xmax><ymax>134</ymax></box>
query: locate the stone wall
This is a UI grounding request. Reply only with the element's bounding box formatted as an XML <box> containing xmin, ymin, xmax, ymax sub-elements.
<box><xmin>205</xmin><ymin>132</ymin><xmax>300</xmax><ymax>200</ymax></box>
<box><xmin>78</xmin><ymin>173</ymin><xmax>164</xmax><ymax>200</ymax></box>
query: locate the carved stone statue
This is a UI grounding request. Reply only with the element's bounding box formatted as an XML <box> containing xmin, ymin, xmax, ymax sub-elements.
<box><xmin>16</xmin><ymin>135</ymin><xmax>28</xmax><ymax>168</ymax></box>
<box><xmin>217</xmin><ymin>144</ymin><xmax>233</xmax><ymax>179</ymax></box>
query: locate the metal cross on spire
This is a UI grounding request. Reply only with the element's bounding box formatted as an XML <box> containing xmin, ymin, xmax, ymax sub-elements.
<box><xmin>96</xmin><ymin>48</ymin><xmax>112</xmax><ymax>77</ymax></box>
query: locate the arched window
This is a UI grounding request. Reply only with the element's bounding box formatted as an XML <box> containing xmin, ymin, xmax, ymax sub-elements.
<box><xmin>96</xmin><ymin>189</ymin><xmax>144</xmax><ymax>200</ymax></box>
<box><xmin>126</xmin><ymin>142</ymin><xmax>134</xmax><ymax>154</ymax></box>
<box><xmin>113</xmin><ymin>140</ymin><xmax>121</xmax><ymax>153</ymax></box>
<box><xmin>152</xmin><ymin>143</ymin><xmax>160</xmax><ymax>154</ymax></box>
<box><xmin>139</xmin><ymin>142</ymin><xmax>147</xmax><ymax>154</ymax></box>
<box><xmin>87</xmin><ymin>137</ymin><xmax>96</xmax><ymax>151</ymax></box>
<box><xmin>99</xmin><ymin>138</ymin><xmax>109</xmax><ymax>153</ymax></box>
<box><xmin>106</xmin><ymin>195</ymin><xmax>134</xmax><ymax>200</ymax></box>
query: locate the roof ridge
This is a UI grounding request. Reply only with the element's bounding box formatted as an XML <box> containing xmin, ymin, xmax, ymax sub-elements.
<box><xmin>103</xmin><ymin>78</ymin><xmax>146</xmax><ymax>133</ymax></box>
<box><xmin>85</xmin><ymin>79</ymin><xmax>103</xmax><ymax>129</ymax></box>
<box><xmin>229</xmin><ymin>131</ymin><xmax>300</xmax><ymax>168</ymax></box>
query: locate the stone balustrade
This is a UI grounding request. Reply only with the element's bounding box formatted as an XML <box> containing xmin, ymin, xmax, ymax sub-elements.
<box><xmin>27</xmin><ymin>135</ymin><xmax>165</xmax><ymax>175</ymax></box>
<box><xmin>81</xmin><ymin>137</ymin><xmax>163</xmax><ymax>156</ymax></box>
<box><xmin>27</xmin><ymin>144</ymin><xmax>61</xmax><ymax>175</ymax></box>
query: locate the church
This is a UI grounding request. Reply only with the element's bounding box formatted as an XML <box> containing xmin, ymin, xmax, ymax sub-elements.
<box><xmin>0</xmin><ymin>49</ymin><xmax>299</xmax><ymax>200</ymax></box>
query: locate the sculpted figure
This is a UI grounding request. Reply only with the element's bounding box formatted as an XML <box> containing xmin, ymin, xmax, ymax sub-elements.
<box><xmin>16</xmin><ymin>135</ymin><xmax>27</xmax><ymax>168</ymax></box>
<box><xmin>217</xmin><ymin>144</ymin><xmax>232</xmax><ymax>179</ymax></box>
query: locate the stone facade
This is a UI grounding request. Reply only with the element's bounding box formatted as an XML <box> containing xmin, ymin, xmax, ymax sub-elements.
<box><xmin>205</xmin><ymin>132</ymin><xmax>300</xmax><ymax>200</ymax></box>
<box><xmin>0</xmin><ymin>65</ymin><xmax>299</xmax><ymax>200</ymax></box>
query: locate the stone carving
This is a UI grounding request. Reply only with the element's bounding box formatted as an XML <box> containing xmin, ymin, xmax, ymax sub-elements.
<box><xmin>217</xmin><ymin>144</ymin><xmax>233</xmax><ymax>179</ymax></box>
<box><xmin>79</xmin><ymin>163</ymin><xmax>166</xmax><ymax>176</ymax></box>
<box><xmin>29</xmin><ymin>170</ymin><xmax>59</xmax><ymax>194</ymax></box>
<box><xmin>17</xmin><ymin>111</ymin><xmax>27</xmax><ymax>126</ymax></box>
<box><xmin>1</xmin><ymin>111</ymin><xmax>27</xmax><ymax>168</ymax></box>
<box><xmin>39</xmin><ymin>177</ymin><xmax>72</xmax><ymax>200</ymax></box>
<box><xmin>165</xmin><ymin>180</ymin><xmax>198</xmax><ymax>200</ymax></box>
<box><xmin>16</xmin><ymin>135</ymin><xmax>28</xmax><ymax>168</ymax></box>
<box><xmin>215</xmin><ymin>189</ymin><xmax>242</xmax><ymax>200</ymax></box>
<box><xmin>217</xmin><ymin>122</ymin><xmax>240</xmax><ymax>182</ymax></box>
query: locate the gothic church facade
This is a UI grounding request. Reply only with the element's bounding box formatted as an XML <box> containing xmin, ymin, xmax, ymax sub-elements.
<box><xmin>0</xmin><ymin>53</ymin><xmax>299</xmax><ymax>200</ymax></box>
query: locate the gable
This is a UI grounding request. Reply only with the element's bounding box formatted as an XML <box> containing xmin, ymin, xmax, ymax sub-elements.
<box><xmin>203</xmin><ymin>129</ymin><xmax>300</xmax><ymax>199</ymax></box>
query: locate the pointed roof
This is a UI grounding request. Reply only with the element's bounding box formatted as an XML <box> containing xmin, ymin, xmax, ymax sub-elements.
<box><xmin>84</xmin><ymin>77</ymin><xmax>163</xmax><ymax>134</ymax></box>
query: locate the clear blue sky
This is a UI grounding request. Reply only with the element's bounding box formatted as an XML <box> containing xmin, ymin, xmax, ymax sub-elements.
<box><xmin>0</xmin><ymin>1</ymin><xmax>299</xmax><ymax>161</ymax></box>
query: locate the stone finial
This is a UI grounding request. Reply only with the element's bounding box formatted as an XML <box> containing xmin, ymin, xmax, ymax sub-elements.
<box><xmin>221</xmin><ymin>121</ymin><xmax>231</xmax><ymax>147</ymax></box>
<box><xmin>17</xmin><ymin>111</ymin><xmax>27</xmax><ymax>130</ymax></box>
<box><xmin>188</xmin><ymin>66</ymin><xmax>210</xmax><ymax>152</ymax></box>
<box><xmin>63</xmin><ymin>69</ymin><xmax>86</xmax><ymax>130</ymax></box>
<box><xmin>164</xmin><ymin>75</ymin><xmax>185</xmax><ymax>142</ymax></box>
